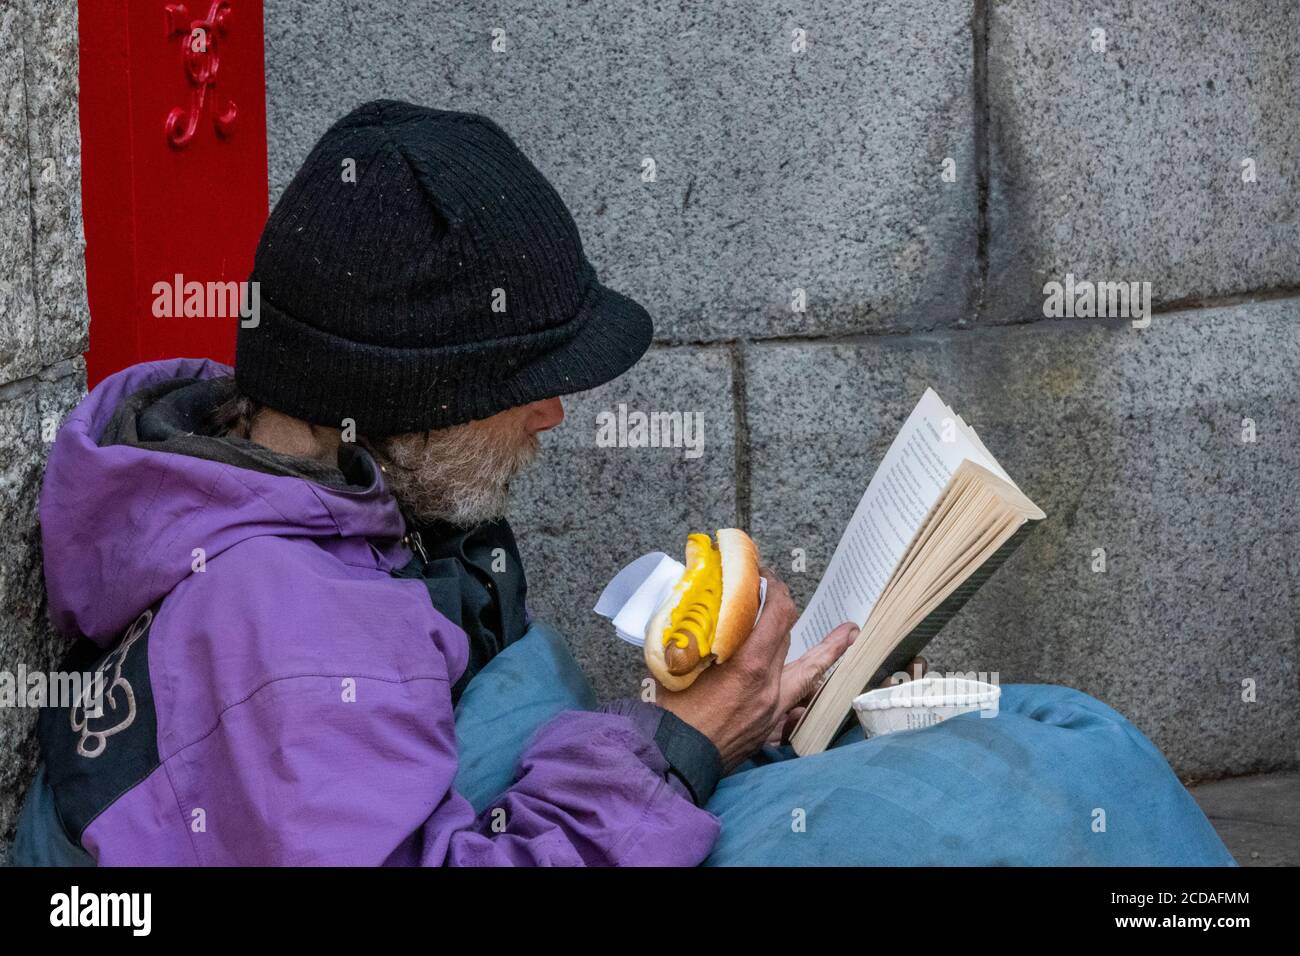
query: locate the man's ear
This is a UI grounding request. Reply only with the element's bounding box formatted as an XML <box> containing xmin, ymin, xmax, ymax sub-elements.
<box><xmin>248</xmin><ymin>408</ymin><xmax>341</xmax><ymax>464</ymax></box>
<box><xmin>307</xmin><ymin>421</ymin><xmax>346</xmax><ymax>459</ymax></box>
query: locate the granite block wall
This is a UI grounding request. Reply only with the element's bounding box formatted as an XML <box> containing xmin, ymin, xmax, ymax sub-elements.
<box><xmin>263</xmin><ymin>0</ymin><xmax>1299</xmax><ymax>780</ymax></box>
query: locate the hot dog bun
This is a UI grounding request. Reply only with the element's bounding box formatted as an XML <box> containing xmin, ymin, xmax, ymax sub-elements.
<box><xmin>645</xmin><ymin>529</ymin><xmax>761</xmax><ymax>691</ymax></box>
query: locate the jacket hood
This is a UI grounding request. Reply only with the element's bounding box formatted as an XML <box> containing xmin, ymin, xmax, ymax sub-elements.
<box><xmin>41</xmin><ymin>358</ymin><xmax>409</xmax><ymax>644</ymax></box>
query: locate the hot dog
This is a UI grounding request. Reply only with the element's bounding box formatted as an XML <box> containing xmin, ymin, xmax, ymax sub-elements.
<box><xmin>644</xmin><ymin>529</ymin><xmax>761</xmax><ymax>691</ymax></box>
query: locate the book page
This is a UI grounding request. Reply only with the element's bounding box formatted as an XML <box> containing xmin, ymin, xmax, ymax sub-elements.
<box><xmin>787</xmin><ymin>389</ymin><xmax>981</xmax><ymax>661</ymax></box>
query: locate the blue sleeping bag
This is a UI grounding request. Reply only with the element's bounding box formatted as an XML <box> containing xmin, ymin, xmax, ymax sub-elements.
<box><xmin>454</xmin><ymin>623</ymin><xmax>1235</xmax><ymax>866</ymax></box>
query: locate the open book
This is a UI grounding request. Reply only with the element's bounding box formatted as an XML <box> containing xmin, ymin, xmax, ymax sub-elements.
<box><xmin>787</xmin><ymin>388</ymin><xmax>1045</xmax><ymax>756</ymax></box>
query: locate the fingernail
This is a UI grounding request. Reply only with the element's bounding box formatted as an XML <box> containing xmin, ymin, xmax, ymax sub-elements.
<box><xmin>848</xmin><ymin>627</ymin><xmax>860</xmax><ymax>642</ymax></box>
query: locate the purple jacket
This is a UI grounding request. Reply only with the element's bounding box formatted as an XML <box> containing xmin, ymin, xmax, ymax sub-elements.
<box><xmin>38</xmin><ymin>358</ymin><xmax>721</xmax><ymax>865</ymax></box>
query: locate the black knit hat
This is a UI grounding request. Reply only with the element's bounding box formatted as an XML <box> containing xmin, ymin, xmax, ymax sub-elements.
<box><xmin>235</xmin><ymin>100</ymin><xmax>653</xmax><ymax>436</ymax></box>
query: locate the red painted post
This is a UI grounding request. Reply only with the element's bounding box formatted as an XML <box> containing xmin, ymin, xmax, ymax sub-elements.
<box><xmin>80</xmin><ymin>0</ymin><xmax>268</xmax><ymax>387</ymax></box>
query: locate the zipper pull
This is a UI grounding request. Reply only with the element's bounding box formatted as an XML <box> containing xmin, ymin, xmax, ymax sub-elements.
<box><xmin>406</xmin><ymin>530</ymin><xmax>429</xmax><ymax>563</ymax></box>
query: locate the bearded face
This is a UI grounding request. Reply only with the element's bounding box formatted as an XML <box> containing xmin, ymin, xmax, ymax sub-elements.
<box><xmin>365</xmin><ymin>406</ymin><xmax>542</xmax><ymax>529</ymax></box>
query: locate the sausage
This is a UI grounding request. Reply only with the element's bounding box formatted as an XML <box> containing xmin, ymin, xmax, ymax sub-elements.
<box><xmin>665</xmin><ymin>636</ymin><xmax>702</xmax><ymax>675</ymax></box>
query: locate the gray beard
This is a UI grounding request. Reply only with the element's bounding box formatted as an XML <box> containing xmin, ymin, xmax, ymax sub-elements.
<box><xmin>364</xmin><ymin>421</ymin><xmax>539</xmax><ymax>529</ymax></box>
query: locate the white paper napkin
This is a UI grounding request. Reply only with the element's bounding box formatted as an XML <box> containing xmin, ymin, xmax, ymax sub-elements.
<box><xmin>594</xmin><ymin>551</ymin><xmax>768</xmax><ymax>647</ymax></box>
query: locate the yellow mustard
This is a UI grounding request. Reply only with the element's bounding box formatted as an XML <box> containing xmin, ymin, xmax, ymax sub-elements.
<box><xmin>662</xmin><ymin>534</ymin><xmax>722</xmax><ymax>655</ymax></box>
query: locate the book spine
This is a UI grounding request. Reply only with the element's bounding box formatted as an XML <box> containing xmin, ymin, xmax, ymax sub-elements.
<box><xmin>866</xmin><ymin>520</ymin><xmax>1037</xmax><ymax>688</ymax></box>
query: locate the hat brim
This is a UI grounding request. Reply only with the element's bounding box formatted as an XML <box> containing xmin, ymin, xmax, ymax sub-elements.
<box><xmin>237</xmin><ymin>277</ymin><xmax>653</xmax><ymax>435</ymax></box>
<box><xmin>501</xmin><ymin>279</ymin><xmax>653</xmax><ymax>409</ymax></box>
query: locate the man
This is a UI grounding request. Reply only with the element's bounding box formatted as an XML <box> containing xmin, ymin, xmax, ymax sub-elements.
<box><xmin>14</xmin><ymin>102</ymin><xmax>1232</xmax><ymax>867</ymax></box>
<box><xmin>13</xmin><ymin>101</ymin><xmax>855</xmax><ymax>866</ymax></box>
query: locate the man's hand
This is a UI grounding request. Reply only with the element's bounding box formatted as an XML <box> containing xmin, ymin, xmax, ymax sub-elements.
<box><xmin>650</xmin><ymin>568</ymin><xmax>888</xmax><ymax>769</ymax></box>
<box><xmin>655</xmin><ymin>567</ymin><xmax>798</xmax><ymax>770</ymax></box>
<box><xmin>656</xmin><ymin>567</ymin><xmax>931</xmax><ymax>768</ymax></box>
<box><xmin>767</xmin><ymin>649</ymin><xmax>928</xmax><ymax>747</ymax></box>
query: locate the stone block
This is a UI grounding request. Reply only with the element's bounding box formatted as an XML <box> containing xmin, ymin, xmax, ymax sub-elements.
<box><xmin>985</xmin><ymin>1</ymin><xmax>1300</xmax><ymax>321</ymax></box>
<box><xmin>265</xmin><ymin>0</ymin><xmax>979</xmax><ymax>339</ymax></box>
<box><xmin>746</xmin><ymin>303</ymin><xmax>1299</xmax><ymax>778</ymax></box>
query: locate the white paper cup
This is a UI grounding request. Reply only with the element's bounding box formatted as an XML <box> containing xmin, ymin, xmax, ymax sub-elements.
<box><xmin>852</xmin><ymin>675</ymin><xmax>1001</xmax><ymax>738</ymax></box>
